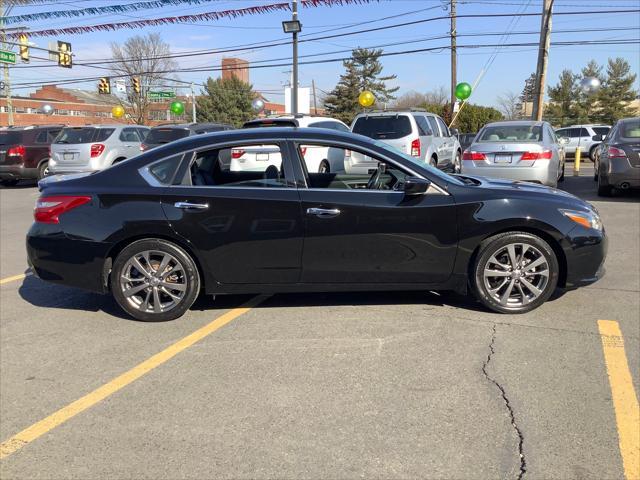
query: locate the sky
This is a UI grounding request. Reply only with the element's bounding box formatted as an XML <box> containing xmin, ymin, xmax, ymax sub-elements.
<box><xmin>5</xmin><ymin>0</ymin><xmax>640</xmax><ymax>110</ymax></box>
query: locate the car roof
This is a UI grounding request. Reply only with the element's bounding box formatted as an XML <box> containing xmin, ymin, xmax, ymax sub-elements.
<box><xmin>352</xmin><ymin>111</ymin><xmax>427</xmax><ymax>118</ymax></box>
<box><xmin>484</xmin><ymin>120</ymin><xmax>546</xmax><ymax>127</ymax></box>
<box><xmin>150</xmin><ymin>122</ymin><xmax>230</xmax><ymax>130</ymax></box>
<box><xmin>560</xmin><ymin>124</ymin><xmax>610</xmax><ymax>128</ymax></box>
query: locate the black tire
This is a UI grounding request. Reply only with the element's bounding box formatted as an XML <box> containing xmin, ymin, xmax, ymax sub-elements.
<box><xmin>597</xmin><ymin>172</ymin><xmax>614</xmax><ymax>197</ymax></box>
<box><xmin>111</xmin><ymin>239</ymin><xmax>200</xmax><ymax>322</ymax></box>
<box><xmin>429</xmin><ymin>156</ymin><xmax>437</xmax><ymax>168</ymax></box>
<box><xmin>453</xmin><ymin>151</ymin><xmax>461</xmax><ymax>173</ymax></box>
<box><xmin>558</xmin><ymin>161</ymin><xmax>565</xmax><ymax>182</ymax></box>
<box><xmin>112</xmin><ymin>157</ymin><xmax>127</xmax><ymax>165</ymax></box>
<box><xmin>0</xmin><ymin>179</ymin><xmax>19</xmax><ymax>187</ymax></box>
<box><xmin>318</xmin><ymin>160</ymin><xmax>330</xmax><ymax>173</ymax></box>
<box><xmin>589</xmin><ymin>145</ymin><xmax>598</xmax><ymax>162</ymax></box>
<box><xmin>471</xmin><ymin>232</ymin><xmax>559</xmax><ymax>314</ymax></box>
<box><xmin>37</xmin><ymin>162</ymin><xmax>49</xmax><ymax>181</ymax></box>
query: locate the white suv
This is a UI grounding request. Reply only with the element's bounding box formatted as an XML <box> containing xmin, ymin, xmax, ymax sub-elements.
<box><xmin>554</xmin><ymin>124</ymin><xmax>611</xmax><ymax>161</ymax></box>
<box><xmin>235</xmin><ymin>115</ymin><xmax>350</xmax><ymax>173</ymax></box>
<box><xmin>350</xmin><ymin>110</ymin><xmax>462</xmax><ymax>173</ymax></box>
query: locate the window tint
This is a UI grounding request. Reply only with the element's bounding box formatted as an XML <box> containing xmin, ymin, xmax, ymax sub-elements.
<box><xmin>555</xmin><ymin>129</ymin><xmax>568</xmax><ymax>137</ymax></box>
<box><xmin>309</xmin><ymin>120</ymin><xmax>350</xmax><ymax>132</ymax></box>
<box><xmin>48</xmin><ymin>130</ymin><xmax>61</xmax><ymax>142</ymax></box>
<box><xmin>352</xmin><ymin>115</ymin><xmax>413</xmax><ymax>139</ymax></box>
<box><xmin>190</xmin><ymin>144</ymin><xmax>289</xmax><ymax>188</ymax></box>
<box><xmin>35</xmin><ymin>130</ymin><xmax>49</xmax><ymax>143</ymax></box>
<box><xmin>119</xmin><ymin>128</ymin><xmax>140</xmax><ymax>142</ymax></box>
<box><xmin>145</xmin><ymin>128</ymin><xmax>189</xmax><ymax>144</ymax></box>
<box><xmin>578</xmin><ymin>127</ymin><xmax>590</xmax><ymax>137</ymax></box>
<box><xmin>55</xmin><ymin>127</ymin><xmax>113</xmax><ymax>144</ymax></box>
<box><xmin>436</xmin><ymin>117</ymin><xmax>450</xmax><ymax>137</ymax></box>
<box><xmin>478</xmin><ymin>125</ymin><xmax>543</xmax><ymax>142</ymax></box>
<box><xmin>0</xmin><ymin>131</ymin><xmax>23</xmax><ymax>145</ymax></box>
<box><xmin>413</xmin><ymin>116</ymin><xmax>433</xmax><ymax>136</ymax></box>
<box><xmin>621</xmin><ymin>119</ymin><xmax>640</xmax><ymax>138</ymax></box>
<box><xmin>136</xmin><ymin>128</ymin><xmax>149</xmax><ymax>141</ymax></box>
<box><xmin>593</xmin><ymin>127</ymin><xmax>610</xmax><ymax>136</ymax></box>
<box><xmin>569</xmin><ymin>128</ymin><xmax>581</xmax><ymax>138</ymax></box>
<box><xmin>148</xmin><ymin>154</ymin><xmax>183</xmax><ymax>185</ymax></box>
<box><xmin>426</xmin><ymin>117</ymin><xmax>440</xmax><ymax>137</ymax></box>
<box><xmin>299</xmin><ymin>143</ymin><xmax>412</xmax><ymax>191</ymax></box>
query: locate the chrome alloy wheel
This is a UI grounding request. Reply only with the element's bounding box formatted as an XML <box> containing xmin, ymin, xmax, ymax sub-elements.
<box><xmin>482</xmin><ymin>243</ymin><xmax>550</xmax><ymax>308</ymax></box>
<box><xmin>120</xmin><ymin>250</ymin><xmax>187</xmax><ymax>314</ymax></box>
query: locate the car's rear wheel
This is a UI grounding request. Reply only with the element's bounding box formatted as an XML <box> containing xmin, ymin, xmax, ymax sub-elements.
<box><xmin>453</xmin><ymin>151</ymin><xmax>461</xmax><ymax>173</ymax></box>
<box><xmin>471</xmin><ymin>232</ymin><xmax>559</xmax><ymax>314</ymax></box>
<box><xmin>38</xmin><ymin>162</ymin><xmax>49</xmax><ymax>180</ymax></box>
<box><xmin>318</xmin><ymin>160</ymin><xmax>330</xmax><ymax>173</ymax></box>
<box><xmin>597</xmin><ymin>171</ymin><xmax>614</xmax><ymax>197</ymax></box>
<box><xmin>111</xmin><ymin>239</ymin><xmax>200</xmax><ymax>322</ymax></box>
<box><xmin>558</xmin><ymin>161</ymin><xmax>565</xmax><ymax>182</ymax></box>
<box><xmin>429</xmin><ymin>156</ymin><xmax>437</xmax><ymax>168</ymax></box>
<box><xmin>589</xmin><ymin>145</ymin><xmax>598</xmax><ymax>162</ymax></box>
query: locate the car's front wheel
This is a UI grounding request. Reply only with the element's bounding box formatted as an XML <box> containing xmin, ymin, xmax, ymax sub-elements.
<box><xmin>471</xmin><ymin>232</ymin><xmax>559</xmax><ymax>314</ymax></box>
<box><xmin>453</xmin><ymin>151</ymin><xmax>461</xmax><ymax>173</ymax></box>
<box><xmin>111</xmin><ymin>239</ymin><xmax>200</xmax><ymax>322</ymax></box>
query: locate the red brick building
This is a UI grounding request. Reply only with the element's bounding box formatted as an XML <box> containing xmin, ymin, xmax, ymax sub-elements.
<box><xmin>221</xmin><ymin>57</ymin><xmax>249</xmax><ymax>83</ymax></box>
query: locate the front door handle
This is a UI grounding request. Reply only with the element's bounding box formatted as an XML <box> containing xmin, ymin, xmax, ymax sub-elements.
<box><xmin>306</xmin><ymin>207</ymin><xmax>341</xmax><ymax>218</ymax></box>
<box><xmin>175</xmin><ymin>201</ymin><xmax>209</xmax><ymax>210</ymax></box>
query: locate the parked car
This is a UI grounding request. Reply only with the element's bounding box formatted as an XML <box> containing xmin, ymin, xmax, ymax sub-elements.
<box><xmin>594</xmin><ymin>117</ymin><xmax>640</xmax><ymax>196</ymax></box>
<box><xmin>49</xmin><ymin>125</ymin><xmax>149</xmax><ymax>175</ymax></box>
<box><xmin>0</xmin><ymin>125</ymin><xmax>63</xmax><ymax>185</ymax></box>
<box><xmin>237</xmin><ymin>115</ymin><xmax>350</xmax><ymax>173</ymax></box>
<box><xmin>457</xmin><ymin>132</ymin><xmax>477</xmax><ymax>152</ymax></box>
<box><xmin>350</xmin><ymin>110</ymin><xmax>462</xmax><ymax>173</ymax></box>
<box><xmin>29</xmin><ymin>127</ymin><xmax>605</xmax><ymax>321</ymax></box>
<box><xmin>461</xmin><ymin>120</ymin><xmax>566</xmax><ymax>188</ymax></box>
<box><xmin>141</xmin><ymin>123</ymin><xmax>234</xmax><ymax>151</ymax></box>
<box><xmin>555</xmin><ymin>124</ymin><xmax>610</xmax><ymax>161</ymax></box>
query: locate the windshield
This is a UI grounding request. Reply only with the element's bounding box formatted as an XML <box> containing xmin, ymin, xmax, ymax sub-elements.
<box><xmin>353</xmin><ymin>115</ymin><xmax>412</xmax><ymax>140</ymax></box>
<box><xmin>0</xmin><ymin>131</ymin><xmax>22</xmax><ymax>145</ymax></box>
<box><xmin>145</xmin><ymin>128</ymin><xmax>189</xmax><ymax>144</ymax></box>
<box><xmin>478</xmin><ymin>125</ymin><xmax>543</xmax><ymax>142</ymax></box>
<box><xmin>621</xmin><ymin>120</ymin><xmax>640</xmax><ymax>139</ymax></box>
<box><xmin>55</xmin><ymin>128</ymin><xmax>113</xmax><ymax>144</ymax></box>
<box><xmin>373</xmin><ymin>140</ymin><xmax>463</xmax><ymax>186</ymax></box>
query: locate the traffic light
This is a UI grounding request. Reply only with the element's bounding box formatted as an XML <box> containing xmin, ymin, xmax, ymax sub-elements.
<box><xmin>132</xmin><ymin>77</ymin><xmax>141</xmax><ymax>94</ymax></box>
<box><xmin>98</xmin><ymin>77</ymin><xmax>111</xmax><ymax>95</ymax></box>
<box><xmin>19</xmin><ymin>34</ymin><xmax>29</xmax><ymax>63</ymax></box>
<box><xmin>57</xmin><ymin>41</ymin><xmax>72</xmax><ymax>68</ymax></box>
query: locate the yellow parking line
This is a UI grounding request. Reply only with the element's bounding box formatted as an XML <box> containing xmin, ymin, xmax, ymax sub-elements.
<box><xmin>0</xmin><ymin>294</ymin><xmax>269</xmax><ymax>460</ymax></box>
<box><xmin>598</xmin><ymin>320</ymin><xmax>640</xmax><ymax>480</ymax></box>
<box><xmin>0</xmin><ymin>272</ymin><xmax>31</xmax><ymax>285</ymax></box>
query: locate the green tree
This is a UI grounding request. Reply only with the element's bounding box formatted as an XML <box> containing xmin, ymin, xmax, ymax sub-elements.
<box><xmin>574</xmin><ymin>60</ymin><xmax>605</xmax><ymax>124</ymax></box>
<box><xmin>324</xmin><ymin>48</ymin><xmax>399</xmax><ymax>124</ymax></box>
<box><xmin>598</xmin><ymin>57</ymin><xmax>637</xmax><ymax>124</ymax></box>
<box><xmin>196</xmin><ymin>76</ymin><xmax>253</xmax><ymax>127</ymax></box>
<box><xmin>453</xmin><ymin>104</ymin><xmax>503</xmax><ymax>132</ymax></box>
<box><xmin>519</xmin><ymin>72</ymin><xmax>537</xmax><ymax>116</ymax></box>
<box><xmin>544</xmin><ymin>69</ymin><xmax>579</xmax><ymax>126</ymax></box>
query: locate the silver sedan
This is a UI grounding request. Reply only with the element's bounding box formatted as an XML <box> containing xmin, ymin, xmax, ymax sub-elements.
<box><xmin>461</xmin><ymin>121</ymin><xmax>566</xmax><ymax>188</ymax></box>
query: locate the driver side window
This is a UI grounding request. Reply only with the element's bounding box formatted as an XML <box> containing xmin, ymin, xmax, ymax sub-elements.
<box><xmin>298</xmin><ymin>143</ymin><xmax>412</xmax><ymax>191</ymax></box>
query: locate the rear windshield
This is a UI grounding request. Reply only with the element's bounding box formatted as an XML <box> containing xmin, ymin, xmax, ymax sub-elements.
<box><xmin>352</xmin><ymin>115</ymin><xmax>412</xmax><ymax>140</ymax></box>
<box><xmin>621</xmin><ymin>120</ymin><xmax>640</xmax><ymax>139</ymax></box>
<box><xmin>243</xmin><ymin>119</ymin><xmax>297</xmax><ymax>128</ymax></box>
<box><xmin>145</xmin><ymin>128</ymin><xmax>189</xmax><ymax>144</ymax></box>
<box><xmin>55</xmin><ymin>127</ymin><xmax>114</xmax><ymax>144</ymax></box>
<box><xmin>0</xmin><ymin>131</ymin><xmax>23</xmax><ymax>145</ymax></box>
<box><xmin>478</xmin><ymin>125</ymin><xmax>542</xmax><ymax>142</ymax></box>
<box><xmin>593</xmin><ymin>127</ymin><xmax>610</xmax><ymax>136</ymax></box>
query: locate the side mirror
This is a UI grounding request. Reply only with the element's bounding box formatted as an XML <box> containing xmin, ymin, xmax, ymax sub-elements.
<box><xmin>558</xmin><ymin>137</ymin><xmax>569</xmax><ymax>145</ymax></box>
<box><xmin>403</xmin><ymin>177</ymin><xmax>431</xmax><ymax>196</ymax></box>
<box><xmin>450</xmin><ymin>128</ymin><xmax>459</xmax><ymax>137</ymax></box>
<box><xmin>592</xmin><ymin>134</ymin><xmax>604</xmax><ymax>142</ymax></box>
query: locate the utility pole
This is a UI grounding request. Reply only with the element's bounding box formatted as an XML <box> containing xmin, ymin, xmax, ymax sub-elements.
<box><xmin>532</xmin><ymin>0</ymin><xmax>553</xmax><ymax>121</ymax></box>
<box><xmin>292</xmin><ymin>0</ymin><xmax>299</xmax><ymax>115</ymax></box>
<box><xmin>0</xmin><ymin>0</ymin><xmax>14</xmax><ymax>126</ymax></box>
<box><xmin>190</xmin><ymin>82</ymin><xmax>196</xmax><ymax>123</ymax></box>
<box><xmin>450</xmin><ymin>0</ymin><xmax>457</xmax><ymax>112</ymax></box>
<box><xmin>312</xmin><ymin>79</ymin><xmax>318</xmax><ymax>115</ymax></box>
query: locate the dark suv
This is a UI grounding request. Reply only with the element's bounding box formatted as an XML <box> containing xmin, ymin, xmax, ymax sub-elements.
<box><xmin>0</xmin><ymin>125</ymin><xmax>63</xmax><ymax>186</ymax></box>
<box><xmin>141</xmin><ymin>123</ymin><xmax>234</xmax><ymax>151</ymax></box>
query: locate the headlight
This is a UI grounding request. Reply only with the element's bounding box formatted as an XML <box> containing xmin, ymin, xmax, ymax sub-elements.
<box><xmin>560</xmin><ymin>209</ymin><xmax>603</xmax><ymax>231</ymax></box>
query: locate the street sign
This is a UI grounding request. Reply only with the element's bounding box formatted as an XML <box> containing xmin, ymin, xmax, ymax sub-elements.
<box><xmin>0</xmin><ymin>50</ymin><xmax>16</xmax><ymax>64</ymax></box>
<box><xmin>148</xmin><ymin>91</ymin><xmax>175</xmax><ymax>99</ymax></box>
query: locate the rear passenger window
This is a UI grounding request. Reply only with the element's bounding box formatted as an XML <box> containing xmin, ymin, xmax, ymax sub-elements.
<box><xmin>95</xmin><ymin>129</ymin><xmax>115</xmax><ymax>142</ymax></box>
<box><xmin>436</xmin><ymin>117</ymin><xmax>450</xmax><ymax>137</ymax></box>
<box><xmin>48</xmin><ymin>130</ymin><xmax>61</xmax><ymax>142</ymax></box>
<box><xmin>35</xmin><ymin>130</ymin><xmax>49</xmax><ymax>143</ymax></box>
<box><xmin>189</xmin><ymin>144</ymin><xmax>290</xmax><ymax>188</ymax></box>
<box><xmin>119</xmin><ymin>128</ymin><xmax>140</xmax><ymax>142</ymax></box>
<box><xmin>414</xmin><ymin>116</ymin><xmax>434</xmax><ymax>136</ymax></box>
<box><xmin>426</xmin><ymin>117</ymin><xmax>441</xmax><ymax>137</ymax></box>
<box><xmin>309</xmin><ymin>121</ymin><xmax>350</xmax><ymax>132</ymax></box>
<box><xmin>148</xmin><ymin>154</ymin><xmax>183</xmax><ymax>185</ymax></box>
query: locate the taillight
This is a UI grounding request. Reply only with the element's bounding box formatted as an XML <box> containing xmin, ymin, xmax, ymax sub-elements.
<box><xmin>231</xmin><ymin>149</ymin><xmax>245</xmax><ymax>159</ymax></box>
<box><xmin>7</xmin><ymin>145</ymin><xmax>25</xmax><ymax>157</ymax></box>
<box><xmin>411</xmin><ymin>138</ymin><xmax>421</xmax><ymax>157</ymax></box>
<box><xmin>90</xmin><ymin>143</ymin><xmax>105</xmax><ymax>158</ymax></box>
<box><xmin>608</xmin><ymin>146</ymin><xmax>627</xmax><ymax>159</ymax></box>
<box><xmin>300</xmin><ymin>147</ymin><xmax>307</xmax><ymax>156</ymax></box>
<box><xmin>34</xmin><ymin>195</ymin><xmax>91</xmax><ymax>224</ymax></box>
<box><xmin>140</xmin><ymin>143</ymin><xmax>147</xmax><ymax>152</ymax></box>
<box><xmin>462</xmin><ymin>151</ymin><xmax>486</xmax><ymax>161</ymax></box>
<box><xmin>521</xmin><ymin>150</ymin><xmax>552</xmax><ymax>160</ymax></box>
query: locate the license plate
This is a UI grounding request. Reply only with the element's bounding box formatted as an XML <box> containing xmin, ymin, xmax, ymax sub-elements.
<box><xmin>64</xmin><ymin>153</ymin><xmax>74</xmax><ymax>161</ymax></box>
<box><xmin>256</xmin><ymin>153</ymin><xmax>269</xmax><ymax>161</ymax></box>
<box><xmin>494</xmin><ymin>154</ymin><xmax>512</xmax><ymax>163</ymax></box>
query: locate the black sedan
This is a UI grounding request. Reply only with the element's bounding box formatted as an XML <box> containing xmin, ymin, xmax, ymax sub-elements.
<box><xmin>594</xmin><ymin>117</ymin><xmax>640</xmax><ymax>196</ymax></box>
<box><xmin>27</xmin><ymin>128</ymin><xmax>607</xmax><ymax>321</ymax></box>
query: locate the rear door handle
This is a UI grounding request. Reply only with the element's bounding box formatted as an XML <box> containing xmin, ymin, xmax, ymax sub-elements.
<box><xmin>174</xmin><ymin>201</ymin><xmax>209</xmax><ymax>210</ymax></box>
<box><xmin>306</xmin><ymin>207</ymin><xmax>341</xmax><ymax>218</ymax></box>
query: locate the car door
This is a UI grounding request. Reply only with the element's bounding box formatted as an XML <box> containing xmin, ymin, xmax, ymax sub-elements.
<box><xmin>436</xmin><ymin>116</ymin><xmax>455</xmax><ymax>164</ymax></box>
<box><xmin>117</xmin><ymin>128</ymin><xmax>140</xmax><ymax>159</ymax></box>
<box><xmin>160</xmin><ymin>141</ymin><xmax>304</xmax><ymax>285</ymax></box>
<box><xmin>413</xmin><ymin>114</ymin><xmax>434</xmax><ymax>161</ymax></box>
<box><xmin>576</xmin><ymin>126</ymin><xmax>592</xmax><ymax>153</ymax></box>
<box><xmin>426</xmin><ymin>116</ymin><xmax>444</xmax><ymax>163</ymax></box>
<box><xmin>293</xmin><ymin>140</ymin><xmax>458</xmax><ymax>284</ymax></box>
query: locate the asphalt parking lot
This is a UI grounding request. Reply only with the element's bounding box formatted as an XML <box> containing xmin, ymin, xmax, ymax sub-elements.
<box><xmin>1</xmin><ymin>165</ymin><xmax>638</xmax><ymax>479</ymax></box>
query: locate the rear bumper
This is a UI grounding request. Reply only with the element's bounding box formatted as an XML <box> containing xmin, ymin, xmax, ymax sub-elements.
<box><xmin>0</xmin><ymin>164</ymin><xmax>38</xmax><ymax>180</ymax></box>
<box><xmin>461</xmin><ymin>161</ymin><xmax>557</xmax><ymax>186</ymax></box>
<box><xmin>601</xmin><ymin>160</ymin><xmax>640</xmax><ymax>189</ymax></box>
<box><xmin>49</xmin><ymin>164</ymin><xmax>97</xmax><ymax>175</ymax></box>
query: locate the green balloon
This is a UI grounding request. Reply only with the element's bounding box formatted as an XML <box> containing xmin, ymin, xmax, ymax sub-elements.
<box><xmin>170</xmin><ymin>101</ymin><xmax>185</xmax><ymax>115</ymax></box>
<box><xmin>455</xmin><ymin>82</ymin><xmax>472</xmax><ymax>101</ymax></box>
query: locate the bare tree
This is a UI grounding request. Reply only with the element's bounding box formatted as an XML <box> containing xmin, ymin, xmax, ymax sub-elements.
<box><xmin>392</xmin><ymin>86</ymin><xmax>449</xmax><ymax>109</ymax></box>
<box><xmin>497</xmin><ymin>91</ymin><xmax>522</xmax><ymax>120</ymax></box>
<box><xmin>110</xmin><ymin>33</ymin><xmax>178</xmax><ymax>125</ymax></box>
<box><xmin>424</xmin><ymin>85</ymin><xmax>448</xmax><ymax>105</ymax></box>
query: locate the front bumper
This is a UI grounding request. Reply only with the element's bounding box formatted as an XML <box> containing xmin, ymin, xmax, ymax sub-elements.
<box><xmin>461</xmin><ymin>161</ymin><xmax>557</xmax><ymax>186</ymax></box>
<box><xmin>563</xmin><ymin>225</ymin><xmax>608</xmax><ymax>288</ymax></box>
<box><xmin>0</xmin><ymin>165</ymin><xmax>38</xmax><ymax>180</ymax></box>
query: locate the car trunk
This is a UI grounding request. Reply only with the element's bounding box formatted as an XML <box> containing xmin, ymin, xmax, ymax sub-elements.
<box><xmin>468</xmin><ymin>142</ymin><xmax>545</xmax><ymax>167</ymax></box>
<box><xmin>0</xmin><ymin>131</ymin><xmax>23</xmax><ymax>165</ymax></box>
<box><xmin>51</xmin><ymin>143</ymin><xmax>94</xmax><ymax>166</ymax></box>
<box><xmin>619</xmin><ymin>142</ymin><xmax>640</xmax><ymax>167</ymax></box>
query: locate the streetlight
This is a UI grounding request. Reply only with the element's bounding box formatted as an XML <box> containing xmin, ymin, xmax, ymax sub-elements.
<box><xmin>282</xmin><ymin>0</ymin><xmax>301</xmax><ymax>115</ymax></box>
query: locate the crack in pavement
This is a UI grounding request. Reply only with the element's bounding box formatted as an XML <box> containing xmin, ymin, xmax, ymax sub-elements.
<box><xmin>482</xmin><ymin>323</ymin><xmax>527</xmax><ymax>480</ymax></box>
